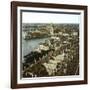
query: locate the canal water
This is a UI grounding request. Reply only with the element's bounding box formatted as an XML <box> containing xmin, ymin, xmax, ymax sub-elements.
<box><xmin>22</xmin><ymin>38</ymin><xmax>49</xmax><ymax>61</ymax></box>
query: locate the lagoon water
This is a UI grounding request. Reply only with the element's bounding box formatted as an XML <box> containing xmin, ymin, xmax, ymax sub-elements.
<box><xmin>22</xmin><ymin>38</ymin><xmax>49</xmax><ymax>61</ymax></box>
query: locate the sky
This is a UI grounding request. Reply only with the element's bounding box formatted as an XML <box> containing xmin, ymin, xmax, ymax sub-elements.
<box><xmin>22</xmin><ymin>11</ymin><xmax>81</xmax><ymax>24</ymax></box>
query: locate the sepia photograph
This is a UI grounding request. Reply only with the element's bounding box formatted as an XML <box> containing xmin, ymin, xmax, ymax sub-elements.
<box><xmin>21</xmin><ymin>10</ymin><xmax>80</xmax><ymax>78</ymax></box>
<box><xmin>11</xmin><ymin>1</ymin><xmax>87</xmax><ymax>88</ymax></box>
